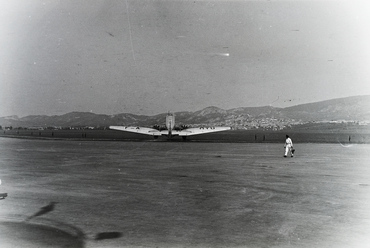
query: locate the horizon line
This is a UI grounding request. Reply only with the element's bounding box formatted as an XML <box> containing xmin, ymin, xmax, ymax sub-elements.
<box><xmin>1</xmin><ymin>94</ymin><xmax>369</xmax><ymax>119</ymax></box>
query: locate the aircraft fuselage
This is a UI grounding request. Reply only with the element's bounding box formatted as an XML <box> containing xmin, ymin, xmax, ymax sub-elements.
<box><xmin>166</xmin><ymin>113</ymin><xmax>175</xmax><ymax>138</ymax></box>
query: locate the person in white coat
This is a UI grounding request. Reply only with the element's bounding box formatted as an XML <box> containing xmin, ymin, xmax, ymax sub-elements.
<box><xmin>284</xmin><ymin>135</ymin><xmax>294</xmax><ymax>157</ymax></box>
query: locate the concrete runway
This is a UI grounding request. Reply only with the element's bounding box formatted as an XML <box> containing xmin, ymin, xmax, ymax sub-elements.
<box><xmin>0</xmin><ymin>138</ymin><xmax>370</xmax><ymax>247</ymax></box>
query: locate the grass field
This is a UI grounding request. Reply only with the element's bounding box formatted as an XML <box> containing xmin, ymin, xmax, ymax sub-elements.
<box><xmin>1</xmin><ymin>138</ymin><xmax>370</xmax><ymax>247</ymax></box>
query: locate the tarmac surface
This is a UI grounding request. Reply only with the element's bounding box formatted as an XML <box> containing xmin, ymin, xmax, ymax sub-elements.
<box><xmin>0</xmin><ymin>138</ymin><xmax>370</xmax><ymax>247</ymax></box>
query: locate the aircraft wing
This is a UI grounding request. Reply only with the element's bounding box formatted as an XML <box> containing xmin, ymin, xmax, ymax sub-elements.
<box><xmin>175</xmin><ymin>127</ymin><xmax>231</xmax><ymax>136</ymax></box>
<box><xmin>109</xmin><ymin>126</ymin><xmax>163</xmax><ymax>136</ymax></box>
<box><xmin>109</xmin><ymin>126</ymin><xmax>231</xmax><ymax>137</ymax></box>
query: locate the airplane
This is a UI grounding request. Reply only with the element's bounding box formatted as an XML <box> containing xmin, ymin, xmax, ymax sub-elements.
<box><xmin>109</xmin><ymin>112</ymin><xmax>231</xmax><ymax>140</ymax></box>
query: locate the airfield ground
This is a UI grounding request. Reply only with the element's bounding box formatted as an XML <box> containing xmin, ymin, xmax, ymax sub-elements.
<box><xmin>0</xmin><ymin>138</ymin><xmax>370</xmax><ymax>247</ymax></box>
<box><xmin>1</xmin><ymin>128</ymin><xmax>370</xmax><ymax>143</ymax></box>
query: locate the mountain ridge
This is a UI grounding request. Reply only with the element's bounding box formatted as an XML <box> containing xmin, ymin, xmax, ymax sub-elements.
<box><xmin>1</xmin><ymin>95</ymin><xmax>369</xmax><ymax>130</ymax></box>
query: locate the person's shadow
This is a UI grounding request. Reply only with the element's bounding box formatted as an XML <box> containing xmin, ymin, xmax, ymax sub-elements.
<box><xmin>0</xmin><ymin>193</ymin><xmax>7</xmax><ymax>200</ymax></box>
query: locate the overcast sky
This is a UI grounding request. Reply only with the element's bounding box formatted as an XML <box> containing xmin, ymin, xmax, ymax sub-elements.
<box><xmin>1</xmin><ymin>0</ymin><xmax>369</xmax><ymax>117</ymax></box>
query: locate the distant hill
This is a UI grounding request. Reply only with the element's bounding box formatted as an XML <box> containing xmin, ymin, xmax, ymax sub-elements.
<box><xmin>1</xmin><ymin>95</ymin><xmax>370</xmax><ymax>130</ymax></box>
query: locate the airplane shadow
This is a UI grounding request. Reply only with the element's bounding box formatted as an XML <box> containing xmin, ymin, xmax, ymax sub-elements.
<box><xmin>23</xmin><ymin>202</ymin><xmax>123</xmax><ymax>246</ymax></box>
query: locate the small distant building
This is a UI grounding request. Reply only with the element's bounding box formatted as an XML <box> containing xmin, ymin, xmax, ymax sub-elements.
<box><xmin>28</xmin><ymin>127</ymin><xmax>45</xmax><ymax>130</ymax></box>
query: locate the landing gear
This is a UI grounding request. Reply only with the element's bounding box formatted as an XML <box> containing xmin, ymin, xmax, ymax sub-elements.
<box><xmin>182</xmin><ymin>136</ymin><xmax>187</xmax><ymax>141</ymax></box>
